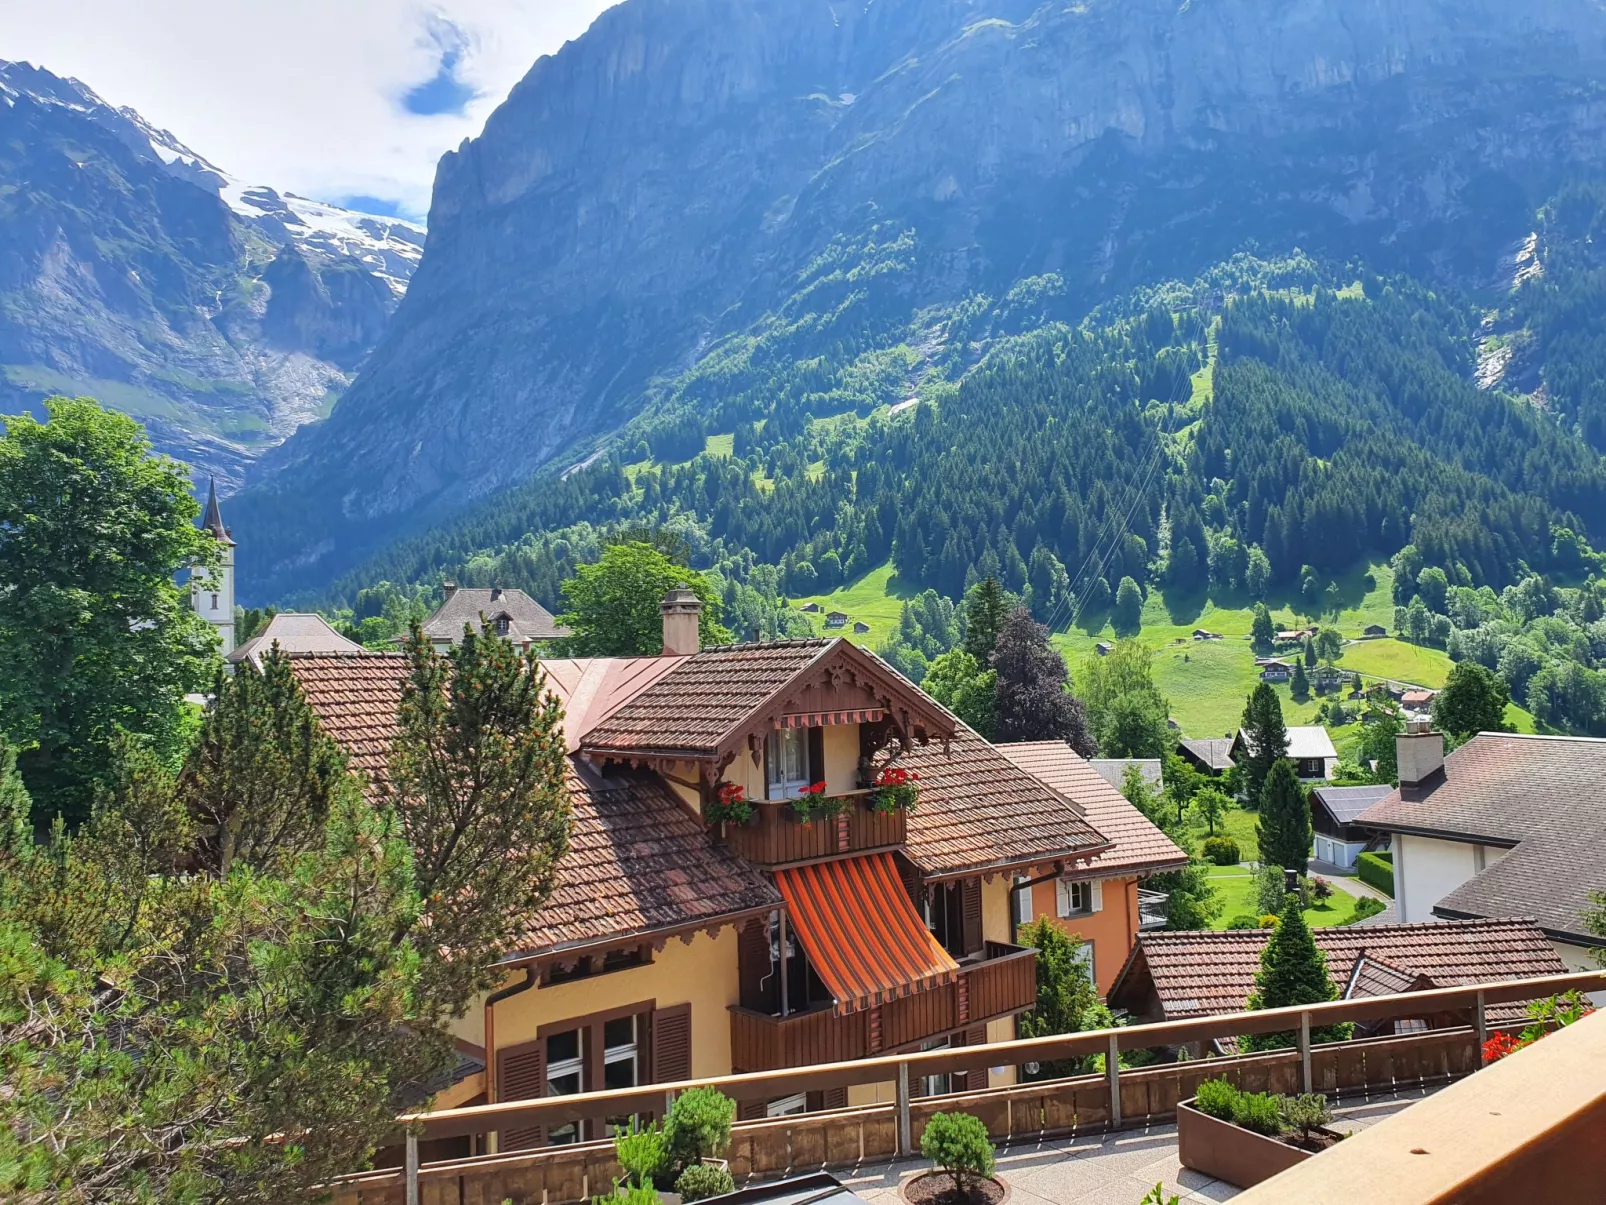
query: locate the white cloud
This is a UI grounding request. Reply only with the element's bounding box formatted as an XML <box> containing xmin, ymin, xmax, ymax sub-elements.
<box><xmin>0</xmin><ymin>0</ymin><xmax>618</xmax><ymax>220</ymax></box>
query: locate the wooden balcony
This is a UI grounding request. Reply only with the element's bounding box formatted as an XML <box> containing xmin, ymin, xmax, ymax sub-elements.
<box><xmin>723</xmin><ymin>794</ymin><xmax>906</xmax><ymax>867</ymax></box>
<box><xmin>729</xmin><ymin>941</ymin><xmax>1037</xmax><ymax>1073</ymax></box>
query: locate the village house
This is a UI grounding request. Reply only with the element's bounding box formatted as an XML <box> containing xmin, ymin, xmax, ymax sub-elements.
<box><xmin>1108</xmin><ymin>917</ymin><xmax>1568</xmax><ymax>1039</ymax></box>
<box><xmin>1359</xmin><ymin>724</ymin><xmax>1606</xmax><ymax>999</ymax></box>
<box><xmin>1274</xmin><ymin>628</ymin><xmax>1315</xmax><ymax>645</ymax></box>
<box><xmin>853</xmin><ymin>621</ymin><xmax>871</xmax><ymax>634</ymax></box>
<box><xmin>1309</xmin><ymin>783</ymin><xmax>1392</xmax><ymax>868</ymax></box>
<box><xmin>228</xmin><ymin>612</ymin><xmax>363</xmax><ymax>669</ymax></box>
<box><xmin>1362</xmin><ymin>623</ymin><xmax>1388</xmax><ymax>638</ymax></box>
<box><xmin>996</xmin><ymin>743</ymin><xmax>1187</xmax><ymax>991</ymax></box>
<box><xmin>824</xmin><ymin>610</ymin><xmax>849</xmax><ymax>629</ymax></box>
<box><xmin>799</xmin><ymin>602</ymin><xmax>821</xmax><ymax>613</ymax></box>
<box><xmin>288</xmin><ymin>590</ymin><xmax>1196</xmax><ymax>1153</ymax></box>
<box><xmin>419</xmin><ymin>583</ymin><xmax>570</xmax><ymax>651</ymax></box>
<box><xmin>1231</xmin><ymin>723</ymin><xmax>1338</xmax><ymax>780</ymax></box>
<box><xmin>1094</xmin><ymin>641</ymin><xmax>1114</xmax><ymax>656</ymax></box>
<box><xmin>1176</xmin><ymin>737</ymin><xmax>1234</xmax><ymax>777</ymax></box>
<box><xmin>1256</xmin><ymin>658</ymin><xmax>1292</xmax><ymax>682</ymax></box>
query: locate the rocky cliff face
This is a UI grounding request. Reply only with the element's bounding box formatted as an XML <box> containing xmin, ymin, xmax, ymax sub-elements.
<box><xmin>0</xmin><ymin>61</ymin><xmax>424</xmax><ymax>486</ymax></box>
<box><xmin>231</xmin><ymin>0</ymin><xmax>1606</xmax><ymax>597</ymax></box>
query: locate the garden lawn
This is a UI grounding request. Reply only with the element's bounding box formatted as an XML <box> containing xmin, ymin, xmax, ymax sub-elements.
<box><xmin>1205</xmin><ymin>865</ymin><xmax>1361</xmax><ymax>930</ymax></box>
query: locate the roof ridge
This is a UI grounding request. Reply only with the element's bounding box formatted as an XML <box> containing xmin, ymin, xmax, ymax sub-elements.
<box><xmin>284</xmin><ymin>649</ymin><xmax>406</xmax><ymax>659</ymax></box>
<box><xmin>1468</xmin><ymin>731</ymin><xmax>1606</xmax><ymax>744</ymax></box>
<box><xmin>696</xmin><ymin>637</ymin><xmax>835</xmax><ymax>653</ymax></box>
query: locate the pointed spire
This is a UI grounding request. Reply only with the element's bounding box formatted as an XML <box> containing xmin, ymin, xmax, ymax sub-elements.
<box><xmin>202</xmin><ymin>476</ymin><xmax>235</xmax><ymax>546</ymax></box>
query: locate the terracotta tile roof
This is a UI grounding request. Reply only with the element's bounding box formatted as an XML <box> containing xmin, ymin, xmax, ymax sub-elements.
<box><xmin>898</xmin><ymin>728</ymin><xmax>1113</xmax><ymax>878</ymax></box>
<box><xmin>1344</xmin><ymin>953</ymin><xmax>1430</xmax><ymax>1000</ymax></box>
<box><xmin>1108</xmin><ymin>917</ymin><xmax>1567</xmax><ymax>1022</ymax></box>
<box><xmin>286</xmin><ymin>653</ymin><xmax>778</xmax><ymax>958</ymax></box>
<box><xmin>995</xmin><ymin>741</ymin><xmax>1188</xmax><ymax>878</ymax></box>
<box><xmin>538</xmin><ymin>655</ymin><xmax>689</xmax><ymax>751</ymax></box>
<box><xmin>1179</xmin><ymin>738</ymin><xmax>1235</xmax><ymax>772</ymax></box>
<box><xmin>421</xmin><ymin>587</ymin><xmax>568</xmax><ymax>643</ymax></box>
<box><xmin>1358</xmin><ymin>733</ymin><xmax>1606</xmax><ymax>942</ymax></box>
<box><xmin>581</xmin><ymin>640</ymin><xmax>832</xmax><ymax>754</ymax></box>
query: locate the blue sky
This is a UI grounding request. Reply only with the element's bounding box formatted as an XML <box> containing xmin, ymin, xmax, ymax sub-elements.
<box><xmin>2</xmin><ymin>0</ymin><xmax>617</xmax><ymax>221</ymax></box>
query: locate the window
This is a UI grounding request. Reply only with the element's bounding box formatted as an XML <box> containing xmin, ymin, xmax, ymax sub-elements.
<box><xmin>495</xmin><ymin>615</ymin><xmax>511</xmax><ymax>636</ymax></box>
<box><xmin>765</xmin><ymin>728</ymin><xmax>811</xmax><ymax>799</ymax></box>
<box><xmin>765</xmin><ymin>1093</ymin><xmax>807</xmax><ymax>1118</ymax></box>
<box><xmin>602</xmin><ymin>1016</ymin><xmax>639</xmax><ymax>1135</ymax></box>
<box><xmin>1057</xmin><ymin>879</ymin><xmax>1091</xmax><ymax>917</ymax></box>
<box><xmin>544</xmin><ymin>1029</ymin><xmax>585</xmax><ymax>1145</ymax></box>
<box><xmin>1072</xmin><ymin>939</ymin><xmax>1095</xmax><ymax>987</ymax></box>
<box><xmin>918</xmin><ymin>1036</ymin><xmax>951</xmax><ymax>1097</ymax></box>
<box><xmin>210</xmin><ymin>593</ymin><xmax>219</xmax><ymax>611</ymax></box>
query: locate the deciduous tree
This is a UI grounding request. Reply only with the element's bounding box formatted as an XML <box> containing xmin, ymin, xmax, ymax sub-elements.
<box><xmin>921</xmin><ymin>649</ymin><xmax>997</xmax><ymax>739</ymax></box>
<box><xmin>991</xmin><ymin>606</ymin><xmax>1094</xmax><ymax>751</ymax></box>
<box><xmin>1432</xmin><ymin>661</ymin><xmax>1512</xmax><ymax>742</ymax></box>
<box><xmin>558</xmin><ymin>542</ymin><xmax>732</xmax><ymax>656</ymax></box>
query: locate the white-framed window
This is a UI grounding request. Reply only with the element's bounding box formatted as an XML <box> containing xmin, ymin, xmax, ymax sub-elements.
<box><xmin>919</xmin><ymin>1036</ymin><xmax>951</xmax><ymax>1097</ymax></box>
<box><xmin>1013</xmin><ymin>877</ymin><xmax>1034</xmax><ymax>925</ymax></box>
<box><xmin>1056</xmin><ymin>879</ymin><xmax>1103</xmax><ymax>917</ymax></box>
<box><xmin>545</xmin><ymin>1028</ymin><xmax>585</xmax><ymax>1145</ymax></box>
<box><xmin>766</xmin><ymin>1093</ymin><xmax>807</xmax><ymax>1118</ymax></box>
<box><xmin>765</xmin><ymin>728</ymin><xmax>811</xmax><ymax>799</ymax></box>
<box><xmin>1072</xmin><ymin>939</ymin><xmax>1095</xmax><ymax>986</ymax></box>
<box><xmin>602</xmin><ymin>1015</ymin><xmax>639</xmax><ymax>1135</ymax></box>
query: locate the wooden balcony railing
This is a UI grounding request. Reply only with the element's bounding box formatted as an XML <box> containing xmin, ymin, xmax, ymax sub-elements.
<box><xmin>728</xmin><ymin>942</ymin><xmax>1037</xmax><ymax>1073</ymax></box>
<box><xmin>722</xmin><ymin>794</ymin><xmax>906</xmax><ymax>866</ymax></box>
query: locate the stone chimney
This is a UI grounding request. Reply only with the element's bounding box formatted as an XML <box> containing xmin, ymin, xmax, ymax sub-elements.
<box><xmin>443</xmin><ymin>581</ymin><xmax>458</xmax><ymax>601</ymax></box>
<box><xmin>1397</xmin><ymin>717</ymin><xmax>1445</xmax><ymax>786</ymax></box>
<box><xmin>660</xmin><ymin>586</ymin><xmax>703</xmax><ymax>656</ymax></box>
<box><xmin>491</xmin><ymin>585</ymin><xmax>504</xmax><ymax>601</ymax></box>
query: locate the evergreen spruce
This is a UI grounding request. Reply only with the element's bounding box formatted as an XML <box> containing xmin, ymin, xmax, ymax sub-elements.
<box><xmin>1242</xmin><ymin>899</ymin><xmax>1351</xmax><ymax>1050</ymax></box>
<box><xmin>1239</xmin><ymin>683</ymin><xmax>1290</xmax><ymax>806</ymax></box>
<box><xmin>1291</xmin><ymin>659</ymin><xmax>1309</xmax><ymax>700</ymax></box>
<box><xmin>962</xmin><ymin>576</ymin><xmax>1008</xmax><ymax>664</ymax></box>
<box><xmin>1257</xmin><ymin>759</ymin><xmax>1312</xmax><ymax>872</ymax></box>
<box><xmin>1250</xmin><ymin>604</ymin><xmax>1275</xmax><ymax>652</ymax></box>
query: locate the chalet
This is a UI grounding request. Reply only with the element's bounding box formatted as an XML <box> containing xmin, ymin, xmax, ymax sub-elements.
<box><xmin>853</xmin><ymin>621</ymin><xmax>871</xmax><ymax>634</ymax></box>
<box><xmin>1309</xmin><ymin>784</ymin><xmax>1392</xmax><ymax>868</ymax></box>
<box><xmin>1230</xmin><ymin>724</ymin><xmax>1338</xmax><ymax>780</ymax></box>
<box><xmin>799</xmin><ymin>602</ymin><xmax>822</xmax><ymax>613</ymax></box>
<box><xmin>1359</xmin><ymin>725</ymin><xmax>1606</xmax><ymax>999</ymax></box>
<box><xmin>1310</xmin><ymin>664</ymin><xmax>1343</xmax><ymax>692</ymax></box>
<box><xmin>1108</xmin><ymin>918</ymin><xmax>1568</xmax><ymax>1037</ymax></box>
<box><xmin>1177</xmin><ymin>737</ymin><xmax>1234</xmax><ymax>776</ymax></box>
<box><xmin>419</xmin><ymin>584</ymin><xmax>569</xmax><ymax>651</ymax></box>
<box><xmin>824</xmin><ymin>611</ymin><xmax>849</xmax><ymax>629</ymax></box>
<box><xmin>1257</xmin><ymin>659</ymin><xmax>1292</xmax><ymax>682</ymax></box>
<box><xmin>1275</xmin><ymin>628</ymin><xmax>1315</xmax><ymax>644</ymax></box>
<box><xmin>996</xmin><ymin>743</ymin><xmax>1188</xmax><ymax>992</ymax></box>
<box><xmin>228</xmin><ymin>612</ymin><xmax>362</xmax><ymax>669</ymax></box>
<box><xmin>1191</xmin><ymin>629</ymin><xmax>1222</xmax><ymax>641</ymax></box>
<box><xmin>1363</xmin><ymin>624</ymin><xmax>1388</xmax><ymax>638</ymax></box>
<box><xmin>291</xmin><ymin>591</ymin><xmax>1122</xmax><ymax>1150</ymax></box>
<box><xmin>1094</xmin><ymin>641</ymin><xmax>1115</xmax><ymax>656</ymax></box>
<box><xmin>1401</xmin><ymin>688</ymin><xmax>1438</xmax><ymax>710</ymax></box>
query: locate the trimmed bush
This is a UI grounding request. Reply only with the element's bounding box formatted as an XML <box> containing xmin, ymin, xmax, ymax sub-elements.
<box><xmin>1193</xmin><ymin>1078</ymin><xmax>1239</xmax><ymax>1121</ymax></box>
<box><xmin>675</xmin><ymin>1164</ymin><xmax>736</xmax><ymax>1203</ymax></box>
<box><xmin>1357</xmin><ymin>851</ymin><xmax>1394</xmax><ymax>896</ymax></box>
<box><xmin>1346</xmin><ymin>895</ymin><xmax>1387</xmax><ymax>924</ymax></box>
<box><xmin>1233</xmin><ymin>1091</ymin><xmax>1285</xmax><ymax>1137</ymax></box>
<box><xmin>920</xmin><ymin>1111</ymin><xmax>996</xmax><ymax>1197</ymax></box>
<box><xmin>1226</xmin><ymin>914</ymin><xmax>1262</xmax><ymax>930</ymax></box>
<box><xmin>664</xmin><ymin>1087</ymin><xmax>735</xmax><ymax>1170</ymax></box>
<box><xmin>1202</xmin><ymin>836</ymin><xmax>1241</xmax><ymax>866</ymax></box>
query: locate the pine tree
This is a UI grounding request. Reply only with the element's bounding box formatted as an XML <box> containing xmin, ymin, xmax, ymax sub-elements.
<box><xmin>1239</xmin><ymin>683</ymin><xmax>1289</xmax><ymax>806</ymax></box>
<box><xmin>0</xmin><ymin>739</ymin><xmax>30</xmax><ymax>856</ymax></box>
<box><xmin>1250</xmin><ymin>603</ymin><xmax>1275</xmax><ymax>652</ymax></box>
<box><xmin>1291</xmin><ymin>659</ymin><xmax>1309</xmax><ymax>700</ymax></box>
<box><xmin>991</xmin><ymin>605</ymin><xmax>1095</xmax><ymax>752</ymax></box>
<box><xmin>1242</xmin><ymin>898</ymin><xmax>1351</xmax><ymax>1050</ymax></box>
<box><xmin>963</xmin><ymin>576</ymin><xmax>1008</xmax><ymax>663</ymax></box>
<box><xmin>1257</xmin><ymin>759</ymin><xmax>1312</xmax><ymax>872</ymax></box>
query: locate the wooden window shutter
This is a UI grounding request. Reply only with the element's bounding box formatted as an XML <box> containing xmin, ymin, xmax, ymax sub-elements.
<box><xmin>496</xmin><ymin>1040</ymin><xmax>546</xmax><ymax>1150</ymax></box>
<box><xmin>899</xmin><ymin>860</ymin><xmax>923</xmax><ymax>910</ymax></box>
<box><xmin>651</xmin><ymin>1003</ymin><xmax>693</xmax><ymax>1084</ymax></box>
<box><xmin>962</xmin><ymin>876</ymin><xmax>984</xmax><ymax>955</ymax></box>
<box><xmin>738</xmin><ymin>917</ymin><xmax>774</xmax><ymax>1011</ymax></box>
<box><xmin>954</xmin><ymin>1024</ymin><xmax>989</xmax><ymax>1091</ymax></box>
<box><xmin>738</xmin><ymin>1098</ymin><xmax>766</xmax><ymax>1121</ymax></box>
<box><xmin>823</xmin><ymin>1085</ymin><xmax>848</xmax><ymax>1111</ymax></box>
<box><xmin>1090</xmin><ymin>880</ymin><xmax>1104</xmax><ymax>912</ymax></box>
<box><xmin>807</xmin><ymin>726</ymin><xmax>825</xmax><ymax>784</ymax></box>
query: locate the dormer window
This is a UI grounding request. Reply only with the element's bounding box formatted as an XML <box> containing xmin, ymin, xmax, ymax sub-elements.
<box><xmin>765</xmin><ymin>728</ymin><xmax>811</xmax><ymax>799</ymax></box>
<box><xmin>495</xmin><ymin>615</ymin><xmax>510</xmax><ymax>636</ymax></box>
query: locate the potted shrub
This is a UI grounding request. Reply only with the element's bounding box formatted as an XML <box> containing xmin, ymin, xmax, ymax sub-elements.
<box><xmin>599</xmin><ymin>1120</ymin><xmax>673</xmax><ymax>1205</ymax></box>
<box><xmin>706</xmin><ymin>782</ymin><xmax>754</xmax><ymax>827</ymax></box>
<box><xmin>664</xmin><ymin>1086</ymin><xmax>736</xmax><ymax>1198</ymax></box>
<box><xmin>899</xmin><ymin>1111</ymin><xmax>1006</xmax><ymax>1205</ymax></box>
<box><xmin>1177</xmin><ymin>1078</ymin><xmax>1344</xmax><ymax>1189</ymax></box>
<box><xmin>869</xmin><ymin>765</ymin><xmax>919</xmax><ymax>814</ymax></box>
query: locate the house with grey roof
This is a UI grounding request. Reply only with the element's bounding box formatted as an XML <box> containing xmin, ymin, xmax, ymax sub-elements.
<box><xmin>418</xmin><ymin>583</ymin><xmax>569</xmax><ymax>650</ymax></box>
<box><xmin>1230</xmin><ymin>724</ymin><xmax>1338</xmax><ymax>780</ymax></box>
<box><xmin>1359</xmin><ymin>723</ymin><xmax>1606</xmax><ymax>1001</ymax></box>
<box><xmin>1309</xmin><ymin>783</ymin><xmax>1392</xmax><ymax>868</ymax></box>
<box><xmin>229</xmin><ymin>612</ymin><xmax>363</xmax><ymax>669</ymax></box>
<box><xmin>1177</xmin><ymin>737</ymin><xmax>1234</xmax><ymax>776</ymax></box>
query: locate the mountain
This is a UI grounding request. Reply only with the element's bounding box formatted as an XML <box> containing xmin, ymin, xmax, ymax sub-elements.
<box><xmin>0</xmin><ymin>60</ymin><xmax>424</xmax><ymax>485</ymax></box>
<box><xmin>223</xmin><ymin>0</ymin><xmax>1606</xmax><ymax>598</ymax></box>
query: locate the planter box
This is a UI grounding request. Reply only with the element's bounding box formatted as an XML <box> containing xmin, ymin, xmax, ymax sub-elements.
<box><xmin>1176</xmin><ymin>1099</ymin><xmax>1316</xmax><ymax>1189</ymax></box>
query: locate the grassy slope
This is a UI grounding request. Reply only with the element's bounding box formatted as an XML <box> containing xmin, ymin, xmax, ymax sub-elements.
<box><xmin>790</xmin><ymin>563</ymin><xmax>921</xmax><ymax>644</ymax></box>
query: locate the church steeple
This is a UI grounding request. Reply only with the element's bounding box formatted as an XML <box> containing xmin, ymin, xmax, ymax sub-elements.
<box><xmin>194</xmin><ymin>476</ymin><xmax>237</xmax><ymax>657</ymax></box>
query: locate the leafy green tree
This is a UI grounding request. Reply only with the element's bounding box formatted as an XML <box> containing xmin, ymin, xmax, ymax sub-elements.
<box><xmin>1113</xmin><ymin>575</ymin><xmax>1143</xmax><ymax>634</ymax></box>
<box><xmin>1417</xmin><ymin>566</ymin><xmax>1450</xmax><ymax>614</ymax></box>
<box><xmin>1251</xmin><ymin>603</ymin><xmax>1276</xmax><ymax>652</ymax></box>
<box><xmin>1191</xmin><ymin>786</ymin><xmax>1230</xmax><ymax>836</ymax></box>
<box><xmin>1314</xmin><ymin>627</ymin><xmax>1344</xmax><ymax>664</ymax></box>
<box><xmin>1119</xmin><ymin>762</ymin><xmax>1167</xmax><ymax>828</ymax></box>
<box><xmin>558</xmin><ymin>542</ymin><xmax>732</xmax><ymax>655</ymax></box>
<box><xmin>1079</xmin><ymin>639</ymin><xmax>1170</xmax><ymax>757</ymax></box>
<box><xmin>1098</xmin><ymin>691</ymin><xmax>1171</xmax><ymax>758</ymax></box>
<box><xmin>0</xmin><ymin>397</ymin><xmax>219</xmax><ymax>825</ymax></box>
<box><xmin>1245</xmin><ymin>546</ymin><xmax>1272</xmax><ymax>601</ymax></box>
<box><xmin>962</xmin><ymin>575</ymin><xmax>1009</xmax><ymax>663</ymax></box>
<box><xmin>1257</xmin><ymin>759</ymin><xmax>1312</xmax><ymax>872</ymax></box>
<box><xmin>921</xmin><ymin>649</ymin><xmax>998</xmax><ymax>739</ymax></box>
<box><xmin>1154</xmin><ymin>849</ymin><xmax>1222</xmax><ymax>931</ymax></box>
<box><xmin>1241</xmin><ymin>899</ymin><xmax>1352</xmax><ymax>1050</ymax></box>
<box><xmin>1017</xmin><ymin>918</ymin><xmax>1114</xmax><ymax>1075</ymax></box>
<box><xmin>1356</xmin><ymin>692</ymin><xmax>1404</xmax><ymax>783</ymax></box>
<box><xmin>1433</xmin><ymin>661</ymin><xmax>1512</xmax><ymax>742</ymax></box>
<box><xmin>1163</xmin><ymin>750</ymin><xmax>1202</xmax><ymax>826</ymax></box>
<box><xmin>0</xmin><ymin>740</ymin><xmax>30</xmax><ymax>855</ymax></box>
<box><xmin>992</xmin><ymin>606</ymin><xmax>1094</xmax><ymax>751</ymax></box>
<box><xmin>1239</xmin><ymin>684</ymin><xmax>1289</xmax><ymax>806</ymax></box>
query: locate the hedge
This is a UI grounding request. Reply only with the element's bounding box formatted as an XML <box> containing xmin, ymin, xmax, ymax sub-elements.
<box><xmin>1357</xmin><ymin>851</ymin><xmax>1394</xmax><ymax>896</ymax></box>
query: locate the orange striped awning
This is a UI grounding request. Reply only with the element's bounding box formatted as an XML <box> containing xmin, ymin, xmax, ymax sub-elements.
<box><xmin>774</xmin><ymin>852</ymin><xmax>960</xmax><ymax>1014</ymax></box>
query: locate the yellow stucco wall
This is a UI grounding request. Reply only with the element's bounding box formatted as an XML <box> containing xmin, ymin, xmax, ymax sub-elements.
<box><xmin>822</xmin><ymin>724</ymin><xmax>859</xmax><ymax>793</ymax></box>
<box><xmin>453</xmin><ymin>927</ymin><xmax>742</xmax><ymax>1085</ymax></box>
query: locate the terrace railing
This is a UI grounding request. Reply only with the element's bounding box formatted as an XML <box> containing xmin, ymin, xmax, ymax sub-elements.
<box><xmin>723</xmin><ymin>793</ymin><xmax>906</xmax><ymax>866</ymax></box>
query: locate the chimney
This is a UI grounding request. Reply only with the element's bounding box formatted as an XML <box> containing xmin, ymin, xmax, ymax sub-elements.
<box><xmin>443</xmin><ymin>581</ymin><xmax>458</xmax><ymax>601</ymax></box>
<box><xmin>491</xmin><ymin>585</ymin><xmax>504</xmax><ymax>601</ymax></box>
<box><xmin>1396</xmin><ymin>717</ymin><xmax>1445</xmax><ymax>786</ymax></box>
<box><xmin>660</xmin><ymin>586</ymin><xmax>702</xmax><ymax>656</ymax></box>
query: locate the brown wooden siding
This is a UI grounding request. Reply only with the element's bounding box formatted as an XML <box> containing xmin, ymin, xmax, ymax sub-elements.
<box><xmin>724</xmin><ymin>797</ymin><xmax>906</xmax><ymax>867</ymax></box>
<box><xmin>968</xmin><ymin>943</ymin><xmax>1037</xmax><ymax>1023</ymax></box>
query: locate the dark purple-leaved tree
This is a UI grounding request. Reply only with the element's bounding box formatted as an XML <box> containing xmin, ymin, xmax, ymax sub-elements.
<box><xmin>990</xmin><ymin>605</ymin><xmax>1095</xmax><ymax>752</ymax></box>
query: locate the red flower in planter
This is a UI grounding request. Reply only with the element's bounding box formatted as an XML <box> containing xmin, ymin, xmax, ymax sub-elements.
<box><xmin>1482</xmin><ymin>1032</ymin><xmax>1530</xmax><ymax>1063</ymax></box>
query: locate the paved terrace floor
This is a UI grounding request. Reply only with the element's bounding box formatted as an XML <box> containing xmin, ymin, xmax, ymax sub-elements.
<box><xmin>838</xmin><ymin>1086</ymin><xmax>1438</xmax><ymax>1204</ymax></box>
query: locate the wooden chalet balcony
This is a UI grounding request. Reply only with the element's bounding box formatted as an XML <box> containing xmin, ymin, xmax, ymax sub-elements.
<box><xmin>729</xmin><ymin>941</ymin><xmax>1036</xmax><ymax>1073</ymax></box>
<box><xmin>723</xmin><ymin>794</ymin><xmax>906</xmax><ymax>867</ymax></box>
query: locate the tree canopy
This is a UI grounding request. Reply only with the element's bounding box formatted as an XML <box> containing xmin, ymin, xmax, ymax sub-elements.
<box><xmin>991</xmin><ymin>605</ymin><xmax>1093</xmax><ymax>750</ymax></box>
<box><xmin>557</xmin><ymin>541</ymin><xmax>732</xmax><ymax>656</ymax></box>
<box><xmin>1257</xmin><ymin>759</ymin><xmax>1312</xmax><ymax>872</ymax></box>
<box><xmin>1242</xmin><ymin>899</ymin><xmax>1351</xmax><ymax>1050</ymax></box>
<box><xmin>1433</xmin><ymin>661</ymin><xmax>1511</xmax><ymax>742</ymax></box>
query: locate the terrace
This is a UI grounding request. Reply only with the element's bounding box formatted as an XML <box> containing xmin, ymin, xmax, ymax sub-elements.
<box><xmin>342</xmin><ymin>968</ymin><xmax>1606</xmax><ymax>1205</ymax></box>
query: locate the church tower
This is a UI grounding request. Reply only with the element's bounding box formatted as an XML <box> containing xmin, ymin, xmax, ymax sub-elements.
<box><xmin>194</xmin><ymin>476</ymin><xmax>236</xmax><ymax>657</ymax></box>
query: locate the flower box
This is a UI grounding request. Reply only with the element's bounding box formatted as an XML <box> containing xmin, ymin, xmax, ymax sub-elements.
<box><xmin>1176</xmin><ymin>1098</ymin><xmax>1339</xmax><ymax>1189</ymax></box>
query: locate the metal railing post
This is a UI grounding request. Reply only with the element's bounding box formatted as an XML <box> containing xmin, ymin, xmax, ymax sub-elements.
<box><xmin>1300</xmin><ymin>1011</ymin><xmax>1312</xmax><ymax>1094</ymax></box>
<box><xmin>896</xmin><ymin>1062</ymin><xmax>912</xmax><ymax>1155</ymax></box>
<box><xmin>405</xmin><ymin>1129</ymin><xmax>419</xmax><ymax>1205</ymax></box>
<box><xmin>1107</xmin><ymin>1034</ymin><xmax>1121</xmax><ymax>1128</ymax></box>
<box><xmin>1475</xmin><ymin>989</ymin><xmax>1488</xmax><ymax>1064</ymax></box>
